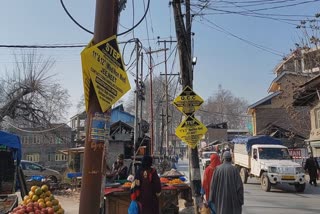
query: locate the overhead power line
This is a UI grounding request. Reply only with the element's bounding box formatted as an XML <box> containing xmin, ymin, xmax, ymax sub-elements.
<box><xmin>60</xmin><ymin>0</ymin><xmax>151</xmax><ymax>37</ymax></box>
<box><xmin>0</xmin><ymin>44</ymin><xmax>86</xmax><ymax>49</ymax></box>
<box><xmin>196</xmin><ymin>17</ymin><xmax>285</xmax><ymax>57</ymax></box>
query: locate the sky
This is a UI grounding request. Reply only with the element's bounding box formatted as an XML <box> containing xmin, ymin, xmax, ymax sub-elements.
<box><xmin>0</xmin><ymin>0</ymin><xmax>319</xmax><ymax>122</ymax></box>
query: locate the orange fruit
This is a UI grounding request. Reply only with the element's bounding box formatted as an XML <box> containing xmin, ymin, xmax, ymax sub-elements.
<box><xmin>28</xmin><ymin>191</ymin><xmax>34</xmax><ymax>198</ymax></box>
<box><xmin>52</xmin><ymin>199</ymin><xmax>59</xmax><ymax>206</ymax></box>
<box><xmin>45</xmin><ymin>190</ymin><xmax>51</xmax><ymax>197</ymax></box>
<box><xmin>39</xmin><ymin>201</ymin><xmax>46</xmax><ymax>208</ymax></box>
<box><xmin>41</xmin><ymin>184</ymin><xmax>49</xmax><ymax>192</ymax></box>
<box><xmin>35</xmin><ymin>187</ymin><xmax>43</xmax><ymax>196</ymax></box>
<box><xmin>32</xmin><ymin>195</ymin><xmax>39</xmax><ymax>202</ymax></box>
<box><xmin>31</xmin><ymin>186</ymin><xmax>38</xmax><ymax>192</ymax></box>
<box><xmin>45</xmin><ymin>197</ymin><xmax>51</xmax><ymax>202</ymax></box>
<box><xmin>38</xmin><ymin>198</ymin><xmax>44</xmax><ymax>203</ymax></box>
<box><xmin>46</xmin><ymin>201</ymin><xmax>53</xmax><ymax>207</ymax></box>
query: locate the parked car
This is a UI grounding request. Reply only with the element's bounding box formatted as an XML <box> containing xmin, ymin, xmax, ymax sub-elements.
<box><xmin>20</xmin><ymin>160</ymin><xmax>62</xmax><ymax>183</ymax></box>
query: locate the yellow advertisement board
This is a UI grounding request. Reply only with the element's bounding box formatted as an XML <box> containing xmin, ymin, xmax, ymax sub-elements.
<box><xmin>175</xmin><ymin>116</ymin><xmax>207</xmax><ymax>149</ymax></box>
<box><xmin>173</xmin><ymin>86</ymin><xmax>204</xmax><ymax>116</ymax></box>
<box><xmin>81</xmin><ymin>35</ymin><xmax>131</xmax><ymax>112</ymax></box>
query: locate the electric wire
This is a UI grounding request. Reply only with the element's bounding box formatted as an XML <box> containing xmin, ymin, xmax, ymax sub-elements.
<box><xmin>7</xmin><ymin>121</ymin><xmax>72</xmax><ymax>133</ymax></box>
<box><xmin>132</xmin><ymin>0</ymin><xmax>135</xmax><ymax>38</ymax></box>
<box><xmin>60</xmin><ymin>0</ymin><xmax>151</xmax><ymax>37</ymax></box>
<box><xmin>195</xmin><ymin>17</ymin><xmax>285</xmax><ymax>57</ymax></box>
<box><xmin>143</xmin><ymin>0</ymin><xmax>151</xmax><ymax>48</ymax></box>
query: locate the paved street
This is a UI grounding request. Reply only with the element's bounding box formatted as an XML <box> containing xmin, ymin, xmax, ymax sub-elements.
<box><xmin>244</xmin><ymin>178</ymin><xmax>320</xmax><ymax>214</ymax></box>
<box><xmin>176</xmin><ymin>157</ymin><xmax>320</xmax><ymax>214</ymax></box>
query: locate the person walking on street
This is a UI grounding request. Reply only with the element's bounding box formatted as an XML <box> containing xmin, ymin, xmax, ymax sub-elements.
<box><xmin>209</xmin><ymin>151</ymin><xmax>244</xmax><ymax>214</ymax></box>
<box><xmin>304</xmin><ymin>153</ymin><xmax>320</xmax><ymax>186</ymax></box>
<box><xmin>130</xmin><ymin>155</ymin><xmax>161</xmax><ymax>214</ymax></box>
<box><xmin>202</xmin><ymin>153</ymin><xmax>221</xmax><ymax>214</ymax></box>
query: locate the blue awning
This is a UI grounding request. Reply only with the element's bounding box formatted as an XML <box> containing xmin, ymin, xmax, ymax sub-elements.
<box><xmin>0</xmin><ymin>130</ymin><xmax>22</xmax><ymax>163</ymax></box>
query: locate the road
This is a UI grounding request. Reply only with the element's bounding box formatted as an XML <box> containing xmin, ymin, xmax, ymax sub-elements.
<box><xmin>176</xmin><ymin>157</ymin><xmax>320</xmax><ymax>214</ymax></box>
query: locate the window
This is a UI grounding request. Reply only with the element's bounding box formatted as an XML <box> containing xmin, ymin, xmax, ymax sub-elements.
<box><xmin>24</xmin><ymin>162</ymin><xmax>42</xmax><ymax>171</ymax></box>
<box><xmin>316</xmin><ymin>108</ymin><xmax>320</xmax><ymax>129</ymax></box>
<box><xmin>55</xmin><ymin>153</ymin><xmax>67</xmax><ymax>161</ymax></box>
<box><xmin>26</xmin><ymin>153</ymin><xmax>40</xmax><ymax>162</ymax></box>
<box><xmin>35</xmin><ymin>135</ymin><xmax>42</xmax><ymax>144</ymax></box>
<box><xmin>253</xmin><ymin>149</ymin><xmax>257</xmax><ymax>158</ymax></box>
<box><xmin>55</xmin><ymin>137</ymin><xmax>62</xmax><ymax>144</ymax></box>
<box><xmin>22</xmin><ymin>136</ymin><xmax>29</xmax><ymax>144</ymax></box>
<box><xmin>48</xmin><ymin>153</ymin><xmax>55</xmax><ymax>162</ymax></box>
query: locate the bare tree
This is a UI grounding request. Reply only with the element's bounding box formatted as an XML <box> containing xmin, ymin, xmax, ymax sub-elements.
<box><xmin>0</xmin><ymin>50</ymin><xmax>71</xmax><ymax>128</ymax></box>
<box><xmin>198</xmin><ymin>85</ymin><xmax>249</xmax><ymax>129</ymax></box>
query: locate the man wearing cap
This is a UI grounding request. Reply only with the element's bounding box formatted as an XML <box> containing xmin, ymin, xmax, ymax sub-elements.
<box><xmin>209</xmin><ymin>151</ymin><xmax>244</xmax><ymax>214</ymax></box>
<box><xmin>111</xmin><ymin>154</ymin><xmax>128</xmax><ymax>180</ymax></box>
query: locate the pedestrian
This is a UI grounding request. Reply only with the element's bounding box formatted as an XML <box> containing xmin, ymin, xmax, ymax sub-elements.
<box><xmin>202</xmin><ymin>153</ymin><xmax>221</xmax><ymax>214</ymax></box>
<box><xmin>111</xmin><ymin>154</ymin><xmax>128</xmax><ymax>180</ymax></box>
<box><xmin>209</xmin><ymin>151</ymin><xmax>244</xmax><ymax>214</ymax></box>
<box><xmin>130</xmin><ymin>155</ymin><xmax>161</xmax><ymax>214</ymax></box>
<box><xmin>304</xmin><ymin>153</ymin><xmax>320</xmax><ymax>186</ymax></box>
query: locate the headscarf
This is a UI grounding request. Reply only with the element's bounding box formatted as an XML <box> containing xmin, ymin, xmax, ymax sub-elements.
<box><xmin>141</xmin><ymin>155</ymin><xmax>153</xmax><ymax>170</ymax></box>
<box><xmin>202</xmin><ymin>153</ymin><xmax>221</xmax><ymax>201</ymax></box>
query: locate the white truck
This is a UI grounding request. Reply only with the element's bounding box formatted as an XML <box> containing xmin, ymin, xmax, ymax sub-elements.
<box><xmin>233</xmin><ymin>135</ymin><xmax>306</xmax><ymax>192</ymax></box>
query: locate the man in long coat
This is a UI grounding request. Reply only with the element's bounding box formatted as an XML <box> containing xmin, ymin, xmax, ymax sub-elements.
<box><xmin>209</xmin><ymin>151</ymin><xmax>244</xmax><ymax>214</ymax></box>
<box><xmin>304</xmin><ymin>153</ymin><xmax>319</xmax><ymax>186</ymax></box>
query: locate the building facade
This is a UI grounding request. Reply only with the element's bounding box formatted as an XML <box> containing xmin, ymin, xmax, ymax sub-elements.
<box><xmin>13</xmin><ymin>124</ymin><xmax>73</xmax><ymax>172</ymax></box>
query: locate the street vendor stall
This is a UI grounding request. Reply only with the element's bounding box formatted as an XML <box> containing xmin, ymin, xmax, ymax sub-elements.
<box><xmin>104</xmin><ymin>183</ymin><xmax>192</xmax><ymax>214</ymax></box>
<box><xmin>104</xmin><ymin>168</ymin><xmax>192</xmax><ymax>214</ymax></box>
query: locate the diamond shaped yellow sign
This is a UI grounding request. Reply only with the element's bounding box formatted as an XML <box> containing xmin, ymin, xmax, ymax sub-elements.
<box><xmin>81</xmin><ymin>35</ymin><xmax>131</xmax><ymax>112</ymax></box>
<box><xmin>175</xmin><ymin>116</ymin><xmax>207</xmax><ymax>149</ymax></box>
<box><xmin>173</xmin><ymin>86</ymin><xmax>204</xmax><ymax>116</ymax></box>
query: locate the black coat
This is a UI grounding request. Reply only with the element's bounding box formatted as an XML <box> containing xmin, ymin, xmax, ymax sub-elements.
<box><xmin>304</xmin><ymin>157</ymin><xmax>319</xmax><ymax>180</ymax></box>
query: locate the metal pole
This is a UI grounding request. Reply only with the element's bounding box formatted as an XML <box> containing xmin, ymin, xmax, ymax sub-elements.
<box><xmin>164</xmin><ymin>42</ymin><xmax>169</xmax><ymax>156</ymax></box>
<box><xmin>133</xmin><ymin>40</ymin><xmax>140</xmax><ymax>174</ymax></box>
<box><xmin>140</xmin><ymin>52</ymin><xmax>144</xmax><ymax>139</ymax></box>
<box><xmin>149</xmin><ymin>47</ymin><xmax>154</xmax><ymax>155</ymax></box>
<box><xmin>79</xmin><ymin>0</ymin><xmax>117</xmax><ymax>213</ymax></box>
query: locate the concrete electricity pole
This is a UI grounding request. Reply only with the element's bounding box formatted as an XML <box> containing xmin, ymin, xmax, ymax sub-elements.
<box><xmin>172</xmin><ymin>0</ymin><xmax>202</xmax><ymax>212</ymax></box>
<box><xmin>79</xmin><ymin>0</ymin><xmax>118</xmax><ymax>213</ymax></box>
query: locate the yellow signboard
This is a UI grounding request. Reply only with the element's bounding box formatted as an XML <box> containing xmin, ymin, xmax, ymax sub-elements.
<box><xmin>81</xmin><ymin>35</ymin><xmax>131</xmax><ymax>112</ymax></box>
<box><xmin>175</xmin><ymin>116</ymin><xmax>207</xmax><ymax>148</ymax></box>
<box><xmin>173</xmin><ymin>86</ymin><xmax>204</xmax><ymax>116</ymax></box>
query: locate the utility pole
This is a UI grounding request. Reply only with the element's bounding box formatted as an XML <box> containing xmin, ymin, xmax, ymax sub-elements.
<box><xmin>172</xmin><ymin>0</ymin><xmax>201</xmax><ymax>213</ymax></box>
<box><xmin>145</xmin><ymin>47</ymin><xmax>168</xmax><ymax>156</ymax></box>
<box><xmin>133</xmin><ymin>39</ymin><xmax>140</xmax><ymax>174</ymax></box>
<box><xmin>158</xmin><ymin>39</ymin><xmax>177</xmax><ymax>156</ymax></box>
<box><xmin>79</xmin><ymin>0</ymin><xmax>118</xmax><ymax>213</ymax></box>
<box><xmin>139</xmin><ymin>52</ymin><xmax>144</xmax><ymax>139</ymax></box>
<box><xmin>147</xmin><ymin>47</ymin><xmax>154</xmax><ymax>156</ymax></box>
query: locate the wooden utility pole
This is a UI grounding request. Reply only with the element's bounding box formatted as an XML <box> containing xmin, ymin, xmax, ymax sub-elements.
<box><xmin>145</xmin><ymin>47</ymin><xmax>168</xmax><ymax>155</ymax></box>
<box><xmin>172</xmin><ymin>0</ymin><xmax>201</xmax><ymax>213</ymax></box>
<box><xmin>158</xmin><ymin>39</ymin><xmax>177</xmax><ymax>156</ymax></box>
<box><xmin>79</xmin><ymin>0</ymin><xmax>118</xmax><ymax>213</ymax></box>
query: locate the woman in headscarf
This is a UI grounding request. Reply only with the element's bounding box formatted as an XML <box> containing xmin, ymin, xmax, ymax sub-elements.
<box><xmin>202</xmin><ymin>153</ymin><xmax>221</xmax><ymax>214</ymax></box>
<box><xmin>131</xmin><ymin>155</ymin><xmax>161</xmax><ymax>214</ymax></box>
